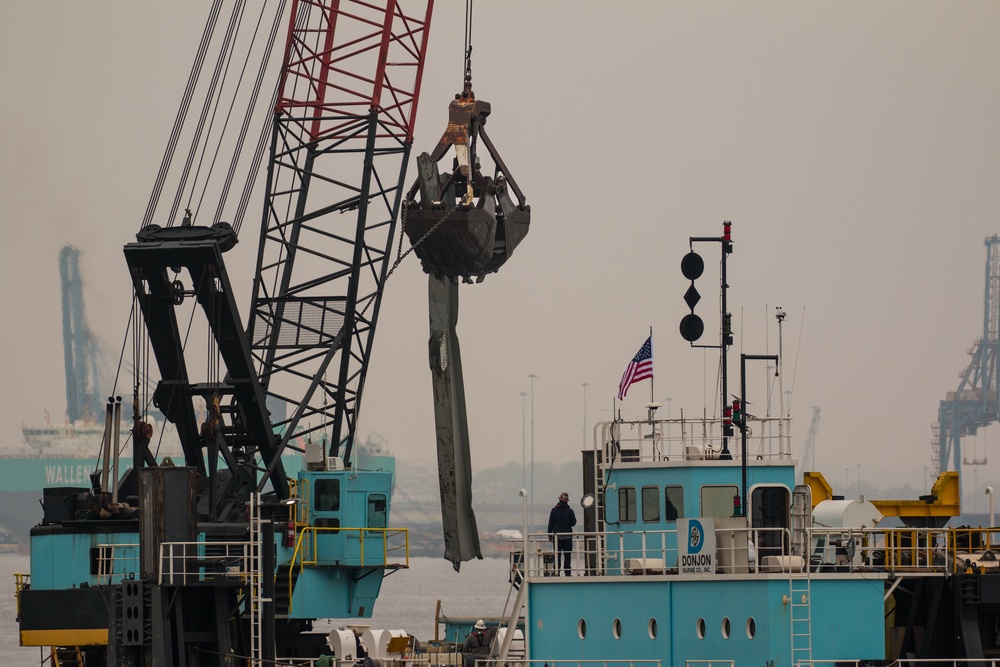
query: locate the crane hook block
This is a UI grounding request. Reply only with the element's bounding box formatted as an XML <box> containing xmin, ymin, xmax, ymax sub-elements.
<box><xmin>403</xmin><ymin>86</ymin><xmax>530</xmax><ymax>283</ymax></box>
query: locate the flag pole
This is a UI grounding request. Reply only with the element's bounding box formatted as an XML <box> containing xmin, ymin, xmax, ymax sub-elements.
<box><xmin>648</xmin><ymin>326</ymin><xmax>654</xmax><ymax>404</ymax></box>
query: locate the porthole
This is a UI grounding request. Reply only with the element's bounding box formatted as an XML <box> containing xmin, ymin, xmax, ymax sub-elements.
<box><xmin>648</xmin><ymin>617</ymin><xmax>658</xmax><ymax>639</ymax></box>
<box><xmin>612</xmin><ymin>618</ymin><xmax>622</xmax><ymax>639</ymax></box>
<box><xmin>578</xmin><ymin>618</ymin><xmax>586</xmax><ymax>639</ymax></box>
<box><xmin>696</xmin><ymin>617</ymin><xmax>706</xmax><ymax>639</ymax></box>
<box><xmin>722</xmin><ymin>617</ymin><xmax>731</xmax><ymax>639</ymax></box>
<box><xmin>746</xmin><ymin>617</ymin><xmax>756</xmax><ymax>639</ymax></box>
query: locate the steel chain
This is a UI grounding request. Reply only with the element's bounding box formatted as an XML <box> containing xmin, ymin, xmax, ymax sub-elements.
<box><xmin>359</xmin><ymin>203</ymin><xmax>457</xmax><ymax>317</ymax></box>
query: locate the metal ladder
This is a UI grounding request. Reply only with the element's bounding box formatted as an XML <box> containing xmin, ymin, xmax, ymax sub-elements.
<box><xmin>249</xmin><ymin>494</ymin><xmax>263</xmax><ymax>664</ymax></box>
<box><xmin>789</xmin><ymin>570</ymin><xmax>812</xmax><ymax>667</ymax></box>
<box><xmin>495</xmin><ymin>559</ymin><xmax>528</xmax><ymax>663</ymax></box>
<box><xmin>51</xmin><ymin>647</ymin><xmax>83</xmax><ymax>667</ymax></box>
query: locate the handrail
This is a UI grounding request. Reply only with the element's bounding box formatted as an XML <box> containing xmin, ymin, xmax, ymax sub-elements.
<box><xmin>158</xmin><ymin>540</ymin><xmax>251</xmax><ymax>586</ymax></box>
<box><xmin>295</xmin><ymin>477</ymin><xmax>310</xmax><ymax>525</ymax></box>
<box><xmin>285</xmin><ymin>525</ymin><xmax>409</xmax><ymax>614</ymax></box>
<box><xmin>95</xmin><ymin>543</ymin><xmax>141</xmax><ymax>585</ymax></box>
<box><xmin>478</xmin><ymin>660</ymin><xmax>661</xmax><ymax>667</ymax></box>
<box><xmin>509</xmin><ymin>524</ymin><xmax>1000</xmax><ymax>579</ymax></box>
<box><xmin>13</xmin><ymin>573</ymin><xmax>29</xmax><ymax>617</ymax></box>
<box><xmin>593</xmin><ymin>415</ymin><xmax>793</xmax><ymax>463</ymax></box>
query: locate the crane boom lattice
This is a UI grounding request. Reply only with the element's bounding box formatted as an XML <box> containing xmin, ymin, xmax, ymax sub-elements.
<box><xmin>248</xmin><ymin>0</ymin><xmax>434</xmax><ymax>467</ymax></box>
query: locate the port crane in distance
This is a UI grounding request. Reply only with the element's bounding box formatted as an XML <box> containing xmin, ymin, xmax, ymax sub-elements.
<box><xmin>933</xmin><ymin>235</ymin><xmax>1000</xmax><ymax>476</ymax></box>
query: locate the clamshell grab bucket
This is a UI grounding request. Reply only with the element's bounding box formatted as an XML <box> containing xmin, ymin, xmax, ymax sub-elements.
<box><xmin>404</xmin><ymin>86</ymin><xmax>530</xmax><ymax>283</ymax></box>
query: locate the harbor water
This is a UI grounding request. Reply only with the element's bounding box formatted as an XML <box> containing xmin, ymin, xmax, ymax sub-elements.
<box><xmin>0</xmin><ymin>554</ymin><xmax>514</xmax><ymax>663</ymax></box>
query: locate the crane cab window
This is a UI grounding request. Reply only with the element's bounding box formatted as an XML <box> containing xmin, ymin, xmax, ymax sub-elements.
<box><xmin>315</xmin><ymin>479</ymin><xmax>341</xmax><ymax>512</ymax></box>
<box><xmin>367</xmin><ymin>493</ymin><xmax>387</xmax><ymax>528</ymax></box>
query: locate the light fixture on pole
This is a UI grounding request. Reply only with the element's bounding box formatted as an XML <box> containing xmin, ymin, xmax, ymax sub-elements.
<box><xmin>987</xmin><ymin>485</ymin><xmax>995</xmax><ymax>532</ymax></box>
<box><xmin>519</xmin><ymin>488</ymin><xmax>529</xmax><ymax>573</ymax></box>
<box><xmin>520</xmin><ymin>391</ymin><xmax>528</xmax><ymax>491</ymax></box>
<box><xmin>529</xmin><ymin>373</ymin><xmax>537</xmax><ymax>531</ymax></box>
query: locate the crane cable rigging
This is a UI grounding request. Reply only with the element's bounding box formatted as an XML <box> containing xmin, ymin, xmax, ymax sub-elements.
<box><xmin>140</xmin><ymin>0</ymin><xmax>287</xmax><ymax>235</ymax></box>
<box><xmin>464</xmin><ymin>0</ymin><xmax>475</xmax><ymax>87</ymax></box>
<box><xmin>382</xmin><ymin>0</ymin><xmax>478</xmax><ymax>311</ymax></box>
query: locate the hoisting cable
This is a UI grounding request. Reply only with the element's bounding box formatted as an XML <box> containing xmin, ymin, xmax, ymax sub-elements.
<box><xmin>375</xmin><ymin>0</ymin><xmax>477</xmax><ymax>314</ymax></box>
<box><xmin>110</xmin><ymin>299</ymin><xmax>136</xmax><ymax>414</ymax></box>
<box><xmin>142</xmin><ymin>0</ymin><xmax>226</xmax><ymax>230</ymax></box>
<box><xmin>221</xmin><ymin>0</ymin><xmax>288</xmax><ymax>235</ymax></box>
<box><xmin>167</xmin><ymin>0</ymin><xmax>248</xmax><ymax>229</ymax></box>
<box><xmin>94</xmin><ymin>301</ymin><xmax>138</xmax><ymax>481</ymax></box>
<box><xmin>464</xmin><ymin>0</ymin><xmax>475</xmax><ymax>86</ymax></box>
<box><xmin>188</xmin><ymin>0</ymin><xmax>263</xmax><ymax>225</ymax></box>
<box><xmin>190</xmin><ymin>0</ymin><xmax>286</xmax><ymax>229</ymax></box>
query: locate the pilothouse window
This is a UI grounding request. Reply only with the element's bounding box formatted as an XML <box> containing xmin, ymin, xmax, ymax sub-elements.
<box><xmin>700</xmin><ymin>485</ymin><xmax>739</xmax><ymax>519</ymax></box>
<box><xmin>665</xmin><ymin>485</ymin><xmax>684</xmax><ymax>521</ymax></box>
<box><xmin>619</xmin><ymin>487</ymin><xmax>636</xmax><ymax>523</ymax></box>
<box><xmin>642</xmin><ymin>486</ymin><xmax>660</xmax><ymax>522</ymax></box>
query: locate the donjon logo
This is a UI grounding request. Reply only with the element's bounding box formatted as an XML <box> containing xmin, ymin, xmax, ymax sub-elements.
<box><xmin>680</xmin><ymin>518</ymin><xmax>715</xmax><ymax>574</ymax></box>
<box><xmin>688</xmin><ymin>519</ymin><xmax>704</xmax><ymax>554</ymax></box>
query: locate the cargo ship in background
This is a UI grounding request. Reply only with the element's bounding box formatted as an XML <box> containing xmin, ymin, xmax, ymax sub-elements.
<box><xmin>4</xmin><ymin>413</ymin><xmax>395</xmax><ymax>551</ymax></box>
<box><xmin>1</xmin><ymin>245</ymin><xmax>393</xmax><ymax>551</ymax></box>
<box><xmin>0</xmin><ymin>421</ymin><xmax>178</xmax><ymax>550</ymax></box>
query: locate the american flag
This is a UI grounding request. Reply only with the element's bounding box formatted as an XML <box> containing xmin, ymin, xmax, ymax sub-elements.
<box><xmin>618</xmin><ymin>336</ymin><xmax>653</xmax><ymax>400</ymax></box>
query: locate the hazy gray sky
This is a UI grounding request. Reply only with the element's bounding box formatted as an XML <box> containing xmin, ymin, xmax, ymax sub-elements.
<box><xmin>2</xmin><ymin>2</ymin><xmax>999</xmax><ymax>509</ymax></box>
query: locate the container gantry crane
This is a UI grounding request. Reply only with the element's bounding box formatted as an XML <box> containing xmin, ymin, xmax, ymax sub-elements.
<box><xmin>933</xmin><ymin>235</ymin><xmax>1000</xmax><ymax>476</ymax></box>
<box><xmin>59</xmin><ymin>245</ymin><xmax>102</xmax><ymax>423</ymax></box>
<box><xmin>800</xmin><ymin>406</ymin><xmax>820</xmax><ymax>473</ymax></box>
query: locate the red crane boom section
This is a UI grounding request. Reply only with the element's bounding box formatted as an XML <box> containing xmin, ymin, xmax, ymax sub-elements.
<box><xmin>277</xmin><ymin>0</ymin><xmax>434</xmax><ymax>143</ymax></box>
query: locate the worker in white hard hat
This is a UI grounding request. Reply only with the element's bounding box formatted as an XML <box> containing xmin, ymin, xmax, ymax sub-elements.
<box><xmin>462</xmin><ymin>619</ymin><xmax>494</xmax><ymax>666</ymax></box>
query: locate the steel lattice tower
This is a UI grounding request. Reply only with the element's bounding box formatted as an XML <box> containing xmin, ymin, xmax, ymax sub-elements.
<box><xmin>934</xmin><ymin>235</ymin><xmax>1000</xmax><ymax>474</ymax></box>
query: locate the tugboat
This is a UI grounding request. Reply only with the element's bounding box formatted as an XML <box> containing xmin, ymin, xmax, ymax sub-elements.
<box><xmin>486</xmin><ymin>224</ymin><xmax>998</xmax><ymax>665</ymax></box>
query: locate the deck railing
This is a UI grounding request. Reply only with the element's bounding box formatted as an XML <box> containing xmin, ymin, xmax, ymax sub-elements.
<box><xmin>511</xmin><ymin>524</ymin><xmax>1000</xmax><ymax>579</ymax></box>
<box><xmin>892</xmin><ymin>661</ymin><xmax>1000</xmax><ymax>667</ymax></box>
<box><xmin>13</xmin><ymin>573</ymin><xmax>29</xmax><ymax>617</ymax></box>
<box><xmin>284</xmin><ymin>525</ymin><xmax>409</xmax><ymax>614</ymax></box>
<box><xmin>95</xmin><ymin>542</ymin><xmax>141</xmax><ymax>585</ymax></box>
<box><xmin>594</xmin><ymin>415</ymin><xmax>793</xmax><ymax>463</ymax></box>
<box><xmin>159</xmin><ymin>540</ymin><xmax>253</xmax><ymax>586</ymax></box>
<box><xmin>513</xmin><ymin>526</ymin><xmax>789</xmax><ymax>578</ymax></box>
<box><xmin>476</xmin><ymin>660</ymin><xmax>660</xmax><ymax>667</ymax></box>
<box><xmin>289</xmin><ymin>525</ymin><xmax>409</xmax><ymax>568</ymax></box>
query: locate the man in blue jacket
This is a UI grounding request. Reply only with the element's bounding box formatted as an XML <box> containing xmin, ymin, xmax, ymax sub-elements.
<box><xmin>547</xmin><ymin>492</ymin><xmax>577</xmax><ymax>576</ymax></box>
